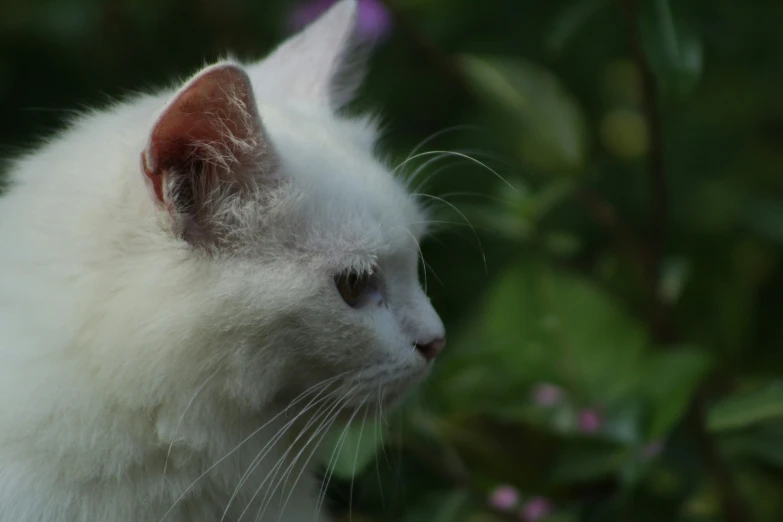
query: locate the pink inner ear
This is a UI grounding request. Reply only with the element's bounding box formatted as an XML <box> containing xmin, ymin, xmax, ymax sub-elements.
<box><xmin>143</xmin><ymin>64</ymin><xmax>262</xmax><ymax>206</ymax></box>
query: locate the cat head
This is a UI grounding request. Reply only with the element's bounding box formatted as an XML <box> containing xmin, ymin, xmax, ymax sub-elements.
<box><xmin>136</xmin><ymin>0</ymin><xmax>444</xmax><ymax>412</ymax></box>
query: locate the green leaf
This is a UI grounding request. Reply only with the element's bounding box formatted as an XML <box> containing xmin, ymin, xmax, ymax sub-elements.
<box><xmin>545</xmin><ymin>0</ymin><xmax>611</xmax><ymax>55</ymax></box>
<box><xmin>459</xmin><ymin>55</ymin><xmax>589</xmax><ymax>173</ymax></box>
<box><xmin>403</xmin><ymin>491</ymin><xmax>473</xmax><ymax>522</ymax></box>
<box><xmin>745</xmin><ymin>197</ymin><xmax>783</xmax><ymax>244</ymax></box>
<box><xmin>533</xmin><ymin>179</ymin><xmax>577</xmax><ymax>218</ymax></box>
<box><xmin>321</xmin><ymin>419</ymin><xmax>386</xmax><ymax>480</ymax></box>
<box><xmin>454</xmin><ymin>179</ymin><xmax>576</xmax><ymax>243</ymax></box>
<box><xmin>722</xmin><ymin>423</ymin><xmax>783</xmax><ymax>468</ymax></box>
<box><xmin>708</xmin><ymin>382</ymin><xmax>783</xmax><ymax>432</ymax></box>
<box><xmin>639</xmin><ymin>0</ymin><xmax>703</xmax><ymax>96</ymax></box>
<box><xmin>657</xmin><ymin>257</ymin><xmax>691</xmax><ymax>305</ymax></box>
<box><xmin>550</xmin><ymin>440</ymin><xmax>630</xmax><ymax>483</ymax></box>
<box><xmin>544</xmin><ymin>230</ymin><xmax>582</xmax><ymax>257</ymax></box>
<box><xmin>732</xmin><ymin>463</ymin><xmax>783</xmax><ymax>522</ymax></box>
<box><xmin>436</xmin><ymin>258</ymin><xmax>650</xmax><ymax>423</ymax></box>
<box><xmin>643</xmin><ymin>347</ymin><xmax>712</xmax><ymax>438</ymax></box>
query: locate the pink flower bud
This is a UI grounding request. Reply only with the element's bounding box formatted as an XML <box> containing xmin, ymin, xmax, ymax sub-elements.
<box><xmin>577</xmin><ymin>408</ymin><xmax>601</xmax><ymax>433</ymax></box>
<box><xmin>488</xmin><ymin>485</ymin><xmax>519</xmax><ymax>511</ymax></box>
<box><xmin>641</xmin><ymin>439</ymin><xmax>664</xmax><ymax>458</ymax></box>
<box><xmin>522</xmin><ymin>496</ymin><xmax>552</xmax><ymax>521</ymax></box>
<box><xmin>531</xmin><ymin>383</ymin><xmax>563</xmax><ymax>407</ymax></box>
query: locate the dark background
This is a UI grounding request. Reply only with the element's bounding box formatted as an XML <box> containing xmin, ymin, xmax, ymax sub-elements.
<box><xmin>2</xmin><ymin>0</ymin><xmax>783</xmax><ymax>521</ymax></box>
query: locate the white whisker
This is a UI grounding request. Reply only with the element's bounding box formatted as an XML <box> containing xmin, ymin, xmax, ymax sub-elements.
<box><xmin>401</xmin><ymin>228</ymin><xmax>428</xmax><ymax>294</ymax></box>
<box><xmin>158</xmin><ymin>373</ymin><xmax>346</xmax><ymax>522</ymax></box>
<box><xmin>407</xmin><ymin>148</ymin><xmax>508</xmax><ymax>191</ymax></box>
<box><xmin>438</xmin><ymin>190</ymin><xmax>517</xmax><ymax>206</ymax></box>
<box><xmin>239</xmin><ymin>387</ymin><xmax>351</xmax><ymax>522</ymax></box>
<box><xmin>349</xmin><ymin>402</ymin><xmax>371</xmax><ymax>522</ymax></box>
<box><xmin>405</xmin><ymin>152</ymin><xmax>452</xmax><ymax>189</ymax></box>
<box><xmin>394</xmin><ymin>150</ymin><xmax>517</xmax><ymax>192</ymax></box>
<box><xmin>412</xmin><ymin>193</ymin><xmax>488</xmax><ymax>274</ymax></box>
<box><xmin>163</xmin><ymin>363</ymin><xmax>224</xmax><ymax>476</ymax></box>
<box><xmin>411</xmin><ymin>159</ymin><xmax>465</xmax><ymax>195</ymax></box>
<box><xmin>268</xmin><ymin>390</ymin><xmax>355</xmax><ymax>522</ymax></box>
<box><xmin>373</xmin><ymin>390</ymin><xmax>386</xmax><ymax>509</ymax></box>
<box><xmin>222</xmin><ymin>383</ymin><xmax>345</xmax><ymax>520</ymax></box>
<box><xmin>404</xmin><ymin>125</ymin><xmax>484</xmax><ymax>163</ymax></box>
<box><xmin>313</xmin><ymin>396</ymin><xmax>367</xmax><ymax>520</ymax></box>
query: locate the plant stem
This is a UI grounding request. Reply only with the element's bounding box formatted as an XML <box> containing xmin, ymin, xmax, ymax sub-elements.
<box><xmin>576</xmin><ymin>186</ymin><xmax>649</xmax><ymax>273</ymax></box>
<box><xmin>384</xmin><ymin>2</ymin><xmax>752</xmax><ymax>520</ymax></box>
<box><xmin>411</xmin><ymin>436</ymin><xmax>521</xmax><ymax>522</ymax></box>
<box><xmin>620</xmin><ymin>1</ymin><xmax>750</xmax><ymax>521</ymax></box>
<box><xmin>618</xmin><ymin>0</ymin><xmax>672</xmax><ymax>342</ymax></box>
<box><xmin>379</xmin><ymin>0</ymin><xmax>470</xmax><ymax>95</ymax></box>
<box><xmin>691</xmin><ymin>394</ymin><xmax>751</xmax><ymax>522</ymax></box>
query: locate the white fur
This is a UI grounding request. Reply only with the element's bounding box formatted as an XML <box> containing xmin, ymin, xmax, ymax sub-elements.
<box><xmin>0</xmin><ymin>1</ymin><xmax>444</xmax><ymax>520</ymax></box>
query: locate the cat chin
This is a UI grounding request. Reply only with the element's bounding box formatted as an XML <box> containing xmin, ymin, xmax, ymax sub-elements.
<box><xmin>331</xmin><ymin>389</ymin><xmax>407</xmax><ymax>423</ymax></box>
<box><xmin>378</xmin><ymin>387</ymin><xmax>410</xmax><ymax>412</ymax></box>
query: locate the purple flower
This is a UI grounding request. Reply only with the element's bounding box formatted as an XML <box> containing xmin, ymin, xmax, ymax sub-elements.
<box><xmin>531</xmin><ymin>383</ymin><xmax>563</xmax><ymax>407</ymax></box>
<box><xmin>577</xmin><ymin>408</ymin><xmax>602</xmax><ymax>433</ymax></box>
<box><xmin>521</xmin><ymin>497</ymin><xmax>552</xmax><ymax>521</ymax></box>
<box><xmin>288</xmin><ymin>0</ymin><xmax>393</xmax><ymax>42</ymax></box>
<box><xmin>487</xmin><ymin>485</ymin><xmax>519</xmax><ymax>512</ymax></box>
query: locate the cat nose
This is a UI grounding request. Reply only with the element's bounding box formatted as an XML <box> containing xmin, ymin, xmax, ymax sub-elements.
<box><xmin>415</xmin><ymin>337</ymin><xmax>445</xmax><ymax>361</ymax></box>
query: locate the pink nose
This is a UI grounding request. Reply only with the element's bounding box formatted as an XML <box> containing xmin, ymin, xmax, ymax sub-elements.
<box><xmin>415</xmin><ymin>337</ymin><xmax>445</xmax><ymax>361</ymax></box>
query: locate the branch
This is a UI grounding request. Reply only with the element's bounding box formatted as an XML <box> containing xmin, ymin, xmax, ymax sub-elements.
<box><xmin>380</xmin><ymin>0</ymin><xmax>471</xmax><ymax>95</ymax></box>
<box><xmin>576</xmin><ymin>186</ymin><xmax>649</xmax><ymax>272</ymax></box>
<box><xmin>381</xmin><ymin>4</ymin><xmax>750</xmax><ymax>521</ymax></box>
<box><xmin>619</xmin><ymin>2</ymin><xmax>750</xmax><ymax>521</ymax></box>
<box><xmin>690</xmin><ymin>394</ymin><xmax>751</xmax><ymax>522</ymax></box>
<box><xmin>382</xmin><ymin>0</ymin><xmax>653</xmax><ymax>281</ymax></box>
<box><xmin>618</xmin><ymin>0</ymin><xmax>672</xmax><ymax>342</ymax></box>
<box><xmin>410</xmin><ymin>437</ymin><xmax>522</xmax><ymax>522</ymax></box>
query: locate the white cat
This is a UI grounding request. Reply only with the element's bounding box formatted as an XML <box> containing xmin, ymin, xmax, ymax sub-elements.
<box><xmin>0</xmin><ymin>1</ymin><xmax>445</xmax><ymax>520</ymax></box>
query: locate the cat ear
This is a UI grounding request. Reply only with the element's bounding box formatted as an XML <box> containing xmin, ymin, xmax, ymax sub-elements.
<box><xmin>248</xmin><ymin>0</ymin><xmax>366</xmax><ymax>110</ymax></box>
<box><xmin>142</xmin><ymin>62</ymin><xmax>276</xmax><ymax>230</ymax></box>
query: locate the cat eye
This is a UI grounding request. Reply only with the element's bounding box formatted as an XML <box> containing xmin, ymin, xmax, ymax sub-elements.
<box><xmin>335</xmin><ymin>270</ymin><xmax>370</xmax><ymax>307</ymax></box>
<box><xmin>335</xmin><ymin>269</ymin><xmax>381</xmax><ymax>308</ymax></box>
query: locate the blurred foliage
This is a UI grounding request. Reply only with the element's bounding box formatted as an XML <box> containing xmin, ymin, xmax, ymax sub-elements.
<box><xmin>2</xmin><ymin>0</ymin><xmax>783</xmax><ymax>520</ymax></box>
